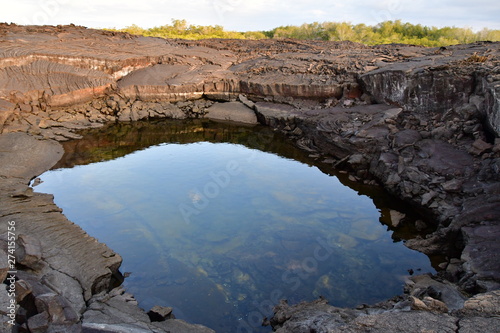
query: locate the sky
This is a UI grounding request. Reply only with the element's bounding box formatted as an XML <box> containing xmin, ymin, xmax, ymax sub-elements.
<box><xmin>1</xmin><ymin>0</ymin><xmax>499</xmax><ymax>32</ymax></box>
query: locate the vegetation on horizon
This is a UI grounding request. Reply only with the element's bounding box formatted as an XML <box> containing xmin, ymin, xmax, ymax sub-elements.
<box><xmin>111</xmin><ymin>19</ymin><xmax>500</xmax><ymax>47</ymax></box>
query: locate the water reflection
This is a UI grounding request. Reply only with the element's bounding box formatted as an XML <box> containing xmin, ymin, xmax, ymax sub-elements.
<box><xmin>36</xmin><ymin>119</ymin><xmax>434</xmax><ymax>333</ymax></box>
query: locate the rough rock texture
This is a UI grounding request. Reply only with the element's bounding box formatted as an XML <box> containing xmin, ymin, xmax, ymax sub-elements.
<box><xmin>0</xmin><ymin>24</ymin><xmax>499</xmax><ymax>332</ymax></box>
<box><xmin>83</xmin><ymin>287</ymin><xmax>214</xmax><ymax>333</ymax></box>
<box><xmin>270</xmin><ymin>298</ymin><xmax>460</xmax><ymax>333</ymax></box>
<box><xmin>0</xmin><ymin>133</ymin><xmax>120</xmax><ymax>329</ymax></box>
<box><xmin>271</xmin><ymin>288</ymin><xmax>500</xmax><ymax>333</ymax></box>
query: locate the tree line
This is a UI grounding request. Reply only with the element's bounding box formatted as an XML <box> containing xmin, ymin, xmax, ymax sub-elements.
<box><xmin>111</xmin><ymin>19</ymin><xmax>500</xmax><ymax>47</ymax></box>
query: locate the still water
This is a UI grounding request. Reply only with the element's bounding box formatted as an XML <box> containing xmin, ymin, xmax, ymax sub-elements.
<box><xmin>35</xmin><ymin>119</ymin><xmax>434</xmax><ymax>332</ymax></box>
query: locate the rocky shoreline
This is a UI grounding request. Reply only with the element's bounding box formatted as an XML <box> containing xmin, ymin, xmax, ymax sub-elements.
<box><xmin>0</xmin><ymin>24</ymin><xmax>499</xmax><ymax>332</ymax></box>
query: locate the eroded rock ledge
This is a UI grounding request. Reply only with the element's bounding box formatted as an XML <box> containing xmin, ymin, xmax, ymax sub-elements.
<box><xmin>0</xmin><ymin>24</ymin><xmax>499</xmax><ymax>332</ymax></box>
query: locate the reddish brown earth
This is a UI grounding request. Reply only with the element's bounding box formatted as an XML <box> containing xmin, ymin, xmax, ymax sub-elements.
<box><xmin>0</xmin><ymin>24</ymin><xmax>499</xmax><ymax>332</ymax></box>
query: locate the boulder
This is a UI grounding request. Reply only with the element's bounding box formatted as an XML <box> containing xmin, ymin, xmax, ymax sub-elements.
<box><xmin>15</xmin><ymin>234</ymin><xmax>43</xmax><ymax>270</ymax></box>
<box><xmin>205</xmin><ymin>102</ymin><xmax>258</xmax><ymax>124</ymax></box>
<box><xmin>34</xmin><ymin>293</ymin><xmax>79</xmax><ymax>324</ymax></box>
<box><xmin>462</xmin><ymin>290</ymin><xmax>500</xmax><ymax>316</ymax></box>
<box><xmin>147</xmin><ymin>305</ymin><xmax>175</xmax><ymax>322</ymax></box>
<box><xmin>27</xmin><ymin>311</ymin><xmax>49</xmax><ymax>333</ymax></box>
<box><xmin>15</xmin><ymin>279</ymin><xmax>32</xmax><ymax>303</ymax></box>
<box><xmin>407</xmin><ymin>274</ymin><xmax>466</xmax><ymax>310</ymax></box>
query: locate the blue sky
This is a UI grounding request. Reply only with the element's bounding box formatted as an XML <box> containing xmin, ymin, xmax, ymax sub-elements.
<box><xmin>2</xmin><ymin>0</ymin><xmax>499</xmax><ymax>31</ymax></box>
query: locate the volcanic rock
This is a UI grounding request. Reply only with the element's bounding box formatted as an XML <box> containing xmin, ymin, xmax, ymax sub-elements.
<box><xmin>0</xmin><ymin>24</ymin><xmax>499</xmax><ymax>333</ymax></box>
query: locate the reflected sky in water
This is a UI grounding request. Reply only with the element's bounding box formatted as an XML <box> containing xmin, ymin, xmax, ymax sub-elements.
<box><xmin>36</xmin><ymin>138</ymin><xmax>434</xmax><ymax>333</ymax></box>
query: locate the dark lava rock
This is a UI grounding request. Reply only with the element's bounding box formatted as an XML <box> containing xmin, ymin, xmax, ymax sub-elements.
<box><xmin>147</xmin><ymin>305</ymin><xmax>175</xmax><ymax>322</ymax></box>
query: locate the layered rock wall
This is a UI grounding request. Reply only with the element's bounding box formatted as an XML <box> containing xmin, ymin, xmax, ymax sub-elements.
<box><xmin>484</xmin><ymin>78</ymin><xmax>500</xmax><ymax>136</ymax></box>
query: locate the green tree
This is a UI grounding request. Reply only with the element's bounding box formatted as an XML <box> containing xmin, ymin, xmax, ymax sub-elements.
<box><xmin>110</xmin><ymin>20</ymin><xmax>500</xmax><ymax>46</ymax></box>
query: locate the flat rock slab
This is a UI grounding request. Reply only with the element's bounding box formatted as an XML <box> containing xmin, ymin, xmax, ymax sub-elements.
<box><xmin>255</xmin><ymin>102</ymin><xmax>304</xmax><ymax>123</ymax></box>
<box><xmin>205</xmin><ymin>101</ymin><xmax>258</xmax><ymax>124</ymax></box>
<box><xmin>0</xmin><ymin>132</ymin><xmax>63</xmax><ymax>180</ymax></box>
<box><xmin>415</xmin><ymin>139</ymin><xmax>474</xmax><ymax>176</ymax></box>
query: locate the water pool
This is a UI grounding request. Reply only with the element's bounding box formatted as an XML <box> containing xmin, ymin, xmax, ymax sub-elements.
<box><xmin>35</xmin><ymin>119</ymin><xmax>434</xmax><ymax>332</ymax></box>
